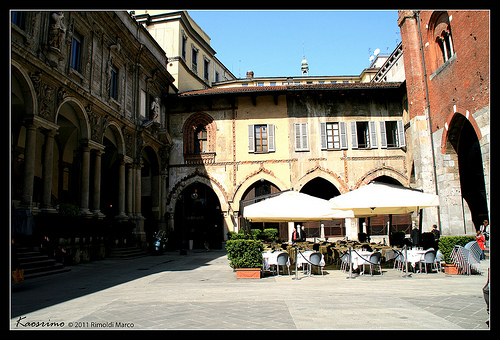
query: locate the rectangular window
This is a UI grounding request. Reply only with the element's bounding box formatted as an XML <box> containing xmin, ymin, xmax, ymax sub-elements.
<box><xmin>70</xmin><ymin>31</ymin><xmax>82</xmax><ymax>72</ymax></box>
<box><xmin>191</xmin><ymin>46</ymin><xmax>198</xmax><ymax>73</ymax></box>
<box><xmin>110</xmin><ymin>66</ymin><xmax>118</xmax><ymax>100</ymax></box>
<box><xmin>255</xmin><ymin>125</ymin><xmax>268</xmax><ymax>153</ymax></box>
<box><xmin>321</xmin><ymin>122</ymin><xmax>347</xmax><ymax>150</ymax></box>
<box><xmin>140</xmin><ymin>90</ymin><xmax>147</xmax><ymax>119</ymax></box>
<box><xmin>294</xmin><ymin>123</ymin><xmax>309</xmax><ymax>151</ymax></box>
<box><xmin>248</xmin><ymin>124</ymin><xmax>275</xmax><ymax>153</ymax></box>
<box><xmin>203</xmin><ymin>58</ymin><xmax>210</xmax><ymax>81</ymax></box>
<box><xmin>194</xmin><ymin>127</ymin><xmax>208</xmax><ymax>153</ymax></box>
<box><xmin>181</xmin><ymin>33</ymin><xmax>187</xmax><ymax>60</ymax></box>
<box><xmin>380</xmin><ymin>120</ymin><xmax>406</xmax><ymax>148</ymax></box>
<box><xmin>11</xmin><ymin>11</ymin><xmax>24</xmax><ymax>29</ymax></box>
<box><xmin>351</xmin><ymin>121</ymin><xmax>377</xmax><ymax>149</ymax></box>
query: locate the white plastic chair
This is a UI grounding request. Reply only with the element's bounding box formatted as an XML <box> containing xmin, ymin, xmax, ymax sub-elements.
<box><xmin>419</xmin><ymin>249</ymin><xmax>437</xmax><ymax>274</ymax></box>
<box><xmin>307</xmin><ymin>252</ymin><xmax>324</xmax><ymax>276</ymax></box>
<box><xmin>275</xmin><ymin>252</ymin><xmax>290</xmax><ymax>276</ymax></box>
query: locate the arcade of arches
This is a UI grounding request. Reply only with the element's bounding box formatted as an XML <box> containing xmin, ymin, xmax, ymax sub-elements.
<box><xmin>11</xmin><ymin>65</ymin><xmax>169</xmax><ymax>247</ymax></box>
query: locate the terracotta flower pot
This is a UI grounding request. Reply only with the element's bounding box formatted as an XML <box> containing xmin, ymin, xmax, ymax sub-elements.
<box><xmin>444</xmin><ymin>263</ymin><xmax>459</xmax><ymax>275</ymax></box>
<box><xmin>236</xmin><ymin>268</ymin><xmax>261</xmax><ymax>279</ymax></box>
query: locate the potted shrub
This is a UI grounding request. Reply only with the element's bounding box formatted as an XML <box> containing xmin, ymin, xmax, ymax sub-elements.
<box><xmin>438</xmin><ymin>235</ymin><xmax>475</xmax><ymax>274</ymax></box>
<box><xmin>226</xmin><ymin>234</ymin><xmax>263</xmax><ymax>279</ymax></box>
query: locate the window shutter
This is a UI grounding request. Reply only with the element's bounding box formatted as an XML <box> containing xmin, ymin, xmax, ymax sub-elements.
<box><xmin>248</xmin><ymin>124</ymin><xmax>255</xmax><ymax>153</ymax></box>
<box><xmin>350</xmin><ymin>121</ymin><xmax>358</xmax><ymax>149</ymax></box>
<box><xmin>320</xmin><ymin>122</ymin><xmax>327</xmax><ymax>150</ymax></box>
<box><xmin>301</xmin><ymin>123</ymin><xmax>309</xmax><ymax>151</ymax></box>
<box><xmin>267</xmin><ymin>124</ymin><xmax>275</xmax><ymax>152</ymax></box>
<box><xmin>397</xmin><ymin>120</ymin><xmax>406</xmax><ymax>148</ymax></box>
<box><xmin>369</xmin><ymin>121</ymin><xmax>378</xmax><ymax>149</ymax></box>
<box><xmin>295</xmin><ymin>123</ymin><xmax>301</xmax><ymax>150</ymax></box>
<box><xmin>379</xmin><ymin>121</ymin><xmax>387</xmax><ymax>149</ymax></box>
<box><xmin>340</xmin><ymin>122</ymin><xmax>348</xmax><ymax>149</ymax></box>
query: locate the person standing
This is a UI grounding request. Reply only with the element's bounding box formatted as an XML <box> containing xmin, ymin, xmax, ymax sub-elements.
<box><xmin>481</xmin><ymin>220</ymin><xmax>489</xmax><ymax>247</ymax></box>
<box><xmin>300</xmin><ymin>225</ymin><xmax>307</xmax><ymax>241</ymax></box>
<box><xmin>476</xmin><ymin>230</ymin><xmax>486</xmax><ymax>260</ymax></box>
<box><xmin>291</xmin><ymin>226</ymin><xmax>299</xmax><ymax>244</ymax></box>
<box><xmin>411</xmin><ymin>225</ymin><xmax>421</xmax><ymax>247</ymax></box>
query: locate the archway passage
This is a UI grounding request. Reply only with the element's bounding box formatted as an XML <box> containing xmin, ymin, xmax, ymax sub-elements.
<box><xmin>299</xmin><ymin>177</ymin><xmax>340</xmax><ymax>200</ymax></box>
<box><xmin>449</xmin><ymin>114</ymin><xmax>489</xmax><ymax>230</ymax></box>
<box><xmin>174</xmin><ymin>182</ymin><xmax>223</xmax><ymax>250</ymax></box>
<box><xmin>363</xmin><ymin>176</ymin><xmax>412</xmax><ymax>236</ymax></box>
<box><xmin>240</xmin><ymin>179</ymin><xmax>281</xmax><ymax>234</ymax></box>
<box><xmin>299</xmin><ymin>178</ymin><xmax>344</xmax><ymax>238</ymax></box>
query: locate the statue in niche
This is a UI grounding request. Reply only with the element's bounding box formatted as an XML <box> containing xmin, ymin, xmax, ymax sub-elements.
<box><xmin>48</xmin><ymin>12</ymin><xmax>66</xmax><ymax>50</ymax></box>
<box><xmin>150</xmin><ymin>97</ymin><xmax>160</xmax><ymax>121</ymax></box>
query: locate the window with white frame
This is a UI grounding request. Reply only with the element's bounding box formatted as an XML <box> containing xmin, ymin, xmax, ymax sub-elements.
<box><xmin>379</xmin><ymin>120</ymin><xmax>406</xmax><ymax>148</ymax></box>
<box><xmin>294</xmin><ymin>123</ymin><xmax>309</xmax><ymax>151</ymax></box>
<box><xmin>248</xmin><ymin>124</ymin><xmax>275</xmax><ymax>153</ymax></box>
<box><xmin>320</xmin><ymin>122</ymin><xmax>348</xmax><ymax>150</ymax></box>
<box><xmin>350</xmin><ymin>121</ymin><xmax>378</xmax><ymax>149</ymax></box>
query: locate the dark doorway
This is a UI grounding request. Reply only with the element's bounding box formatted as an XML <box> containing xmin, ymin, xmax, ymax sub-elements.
<box><xmin>300</xmin><ymin>177</ymin><xmax>340</xmax><ymax>200</ymax></box>
<box><xmin>174</xmin><ymin>182</ymin><xmax>223</xmax><ymax>249</ymax></box>
<box><xmin>240</xmin><ymin>180</ymin><xmax>281</xmax><ymax>231</ymax></box>
<box><xmin>449</xmin><ymin>115</ymin><xmax>488</xmax><ymax>230</ymax></box>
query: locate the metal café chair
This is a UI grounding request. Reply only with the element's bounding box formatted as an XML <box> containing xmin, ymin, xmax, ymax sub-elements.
<box><xmin>275</xmin><ymin>252</ymin><xmax>291</xmax><ymax>276</ymax></box>
<box><xmin>307</xmin><ymin>252</ymin><xmax>324</xmax><ymax>276</ymax></box>
<box><xmin>366</xmin><ymin>251</ymin><xmax>382</xmax><ymax>276</ymax></box>
<box><xmin>419</xmin><ymin>249</ymin><xmax>437</xmax><ymax>274</ymax></box>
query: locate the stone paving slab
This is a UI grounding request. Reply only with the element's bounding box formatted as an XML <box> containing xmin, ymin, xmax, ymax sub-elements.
<box><xmin>10</xmin><ymin>251</ymin><xmax>490</xmax><ymax>330</ymax></box>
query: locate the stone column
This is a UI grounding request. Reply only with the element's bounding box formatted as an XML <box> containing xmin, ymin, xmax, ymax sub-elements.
<box><xmin>80</xmin><ymin>143</ymin><xmax>91</xmax><ymax>214</ymax></box>
<box><xmin>126</xmin><ymin>163</ymin><xmax>134</xmax><ymax>218</ymax></box>
<box><xmin>41</xmin><ymin>129</ymin><xmax>57</xmax><ymax>211</ymax></box>
<box><xmin>92</xmin><ymin>149</ymin><xmax>104</xmax><ymax>216</ymax></box>
<box><xmin>21</xmin><ymin>123</ymin><xmax>38</xmax><ymax>208</ymax></box>
<box><xmin>134</xmin><ymin>160</ymin><xmax>142</xmax><ymax>218</ymax></box>
<box><xmin>117</xmin><ymin>157</ymin><xmax>126</xmax><ymax>218</ymax></box>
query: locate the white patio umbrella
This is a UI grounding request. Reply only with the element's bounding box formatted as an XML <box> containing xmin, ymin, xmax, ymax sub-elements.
<box><xmin>329</xmin><ymin>182</ymin><xmax>440</xmax><ymax>217</ymax></box>
<box><xmin>243</xmin><ymin>191</ymin><xmax>354</xmax><ymax>222</ymax></box>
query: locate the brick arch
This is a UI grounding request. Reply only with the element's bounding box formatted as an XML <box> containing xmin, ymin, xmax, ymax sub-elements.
<box><xmin>182</xmin><ymin>112</ymin><xmax>216</xmax><ymax>154</ymax></box>
<box><xmin>356</xmin><ymin>166</ymin><xmax>409</xmax><ymax>189</ymax></box>
<box><xmin>440</xmin><ymin>105</ymin><xmax>482</xmax><ymax>154</ymax></box>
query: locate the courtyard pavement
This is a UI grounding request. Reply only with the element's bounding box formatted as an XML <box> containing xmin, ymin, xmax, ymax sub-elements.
<box><xmin>10</xmin><ymin>249</ymin><xmax>490</xmax><ymax>331</ymax></box>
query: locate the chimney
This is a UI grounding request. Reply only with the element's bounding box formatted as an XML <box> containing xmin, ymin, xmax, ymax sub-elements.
<box><xmin>246</xmin><ymin>71</ymin><xmax>254</xmax><ymax>79</ymax></box>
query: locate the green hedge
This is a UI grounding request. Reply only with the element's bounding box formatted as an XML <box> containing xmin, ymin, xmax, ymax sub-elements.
<box><xmin>226</xmin><ymin>239</ymin><xmax>263</xmax><ymax>269</ymax></box>
<box><xmin>438</xmin><ymin>236</ymin><xmax>475</xmax><ymax>264</ymax></box>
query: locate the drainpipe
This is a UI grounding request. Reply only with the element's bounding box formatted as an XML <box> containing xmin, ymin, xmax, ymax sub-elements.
<box><xmin>415</xmin><ymin>11</ymin><xmax>442</xmax><ymax>231</ymax></box>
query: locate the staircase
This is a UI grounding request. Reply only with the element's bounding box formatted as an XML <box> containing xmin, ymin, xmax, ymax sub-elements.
<box><xmin>15</xmin><ymin>247</ymin><xmax>71</xmax><ymax>280</ymax></box>
<box><xmin>109</xmin><ymin>246</ymin><xmax>149</xmax><ymax>259</ymax></box>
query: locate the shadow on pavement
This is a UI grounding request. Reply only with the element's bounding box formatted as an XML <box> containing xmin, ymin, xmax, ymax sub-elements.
<box><xmin>11</xmin><ymin>250</ymin><xmax>227</xmax><ymax>318</ymax></box>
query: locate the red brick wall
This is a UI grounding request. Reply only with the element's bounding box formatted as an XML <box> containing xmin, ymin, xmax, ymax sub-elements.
<box><xmin>399</xmin><ymin>10</ymin><xmax>489</xmax><ymax>132</ymax></box>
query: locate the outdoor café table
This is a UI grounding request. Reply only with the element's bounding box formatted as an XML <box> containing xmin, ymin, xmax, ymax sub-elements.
<box><xmin>262</xmin><ymin>250</ymin><xmax>289</xmax><ymax>271</ymax></box>
<box><xmin>296</xmin><ymin>250</ymin><xmax>325</xmax><ymax>270</ymax></box>
<box><xmin>405</xmin><ymin>248</ymin><xmax>426</xmax><ymax>268</ymax></box>
<box><xmin>350</xmin><ymin>250</ymin><xmax>374</xmax><ymax>270</ymax></box>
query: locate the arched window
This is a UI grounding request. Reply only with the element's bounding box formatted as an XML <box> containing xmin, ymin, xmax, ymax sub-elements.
<box><xmin>182</xmin><ymin>113</ymin><xmax>216</xmax><ymax>164</ymax></box>
<box><xmin>431</xmin><ymin>12</ymin><xmax>455</xmax><ymax>66</ymax></box>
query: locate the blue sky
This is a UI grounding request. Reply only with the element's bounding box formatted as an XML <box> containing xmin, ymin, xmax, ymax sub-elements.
<box><xmin>188</xmin><ymin>10</ymin><xmax>401</xmax><ymax>78</ymax></box>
